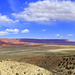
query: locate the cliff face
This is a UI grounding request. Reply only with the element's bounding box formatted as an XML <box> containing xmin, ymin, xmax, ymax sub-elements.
<box><xmin>0</xmin><ymin>38</ymin><xmax>74</xmax><ymax>46</ymax></box>
<box><xmin>0</xmin><ymin>39</ymin><xmax>20</xmax><ymax>43</ymax></box>
<box><xmin>0</xmin><ymin>39</ymin><xmax>70</xmax><ymax>43</ymax></box>
<box><xmin>0</xmin><ymin>41</ymin><xmax>6</xmax><ymax>46</ymax></box>
<box><xmin>20</xmin><ymin>39</ymin><xmax>70</xmax><ymax>44</ymax></box>
<box><xmin>0</xmin><ymin>39</ymin><xmax>44</xmax><ymax>46</ymax></box>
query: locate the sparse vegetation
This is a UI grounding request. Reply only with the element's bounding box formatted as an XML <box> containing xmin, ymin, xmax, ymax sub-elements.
<box><xmin>66</xmin><ymin>66</ymin><xmax>71</xmax><ymax>70</ymax></box>
<box><xmin>58</xmin><ymin>63</ymin><xmax>61</xmax><ymax>66</ymax></box>
<box><xmin>68</xmin><ymin>71</ymin><xmax>72</xmax><ymax>75</ymax></box>
<box><xmin>0</xmin><ymin>45</ymin><xmax>75</xmax><ymax>75</ymax></box>
<box><xmin>0</xmin><ymin>61</ymin><xmax>52</xmax><ymax>75</ymax></box>
<box><xmin>24</xmin><ymin>72</ymin><xmax>26</xmax><ymax>74</ymax></box>
<box><xmin>16</xmin><ymin>73</ymin><xmax>19</xmax><ymax>75</ymax></box>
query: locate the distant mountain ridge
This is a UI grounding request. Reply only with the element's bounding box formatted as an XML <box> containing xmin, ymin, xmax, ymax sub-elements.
<box><xmin>0</xmin><ymin>38</ymin><xmax>75</xmax><ymax>46</ymax></box>
<box><xmin>19</xmin><ymin>39</ymin><xmax>75</xmax><ymax>44</ymax></box>
<box><xmin>19</xmin><ymin>39</ymin><xmax>70</xmax><ymax>44</ymax></box>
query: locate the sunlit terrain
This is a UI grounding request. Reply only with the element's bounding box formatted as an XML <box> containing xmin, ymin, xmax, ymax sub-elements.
<box><xmin>0</xmin><ymin>45</ymin><xmax>75</xmax><ymax>58</ymax></box>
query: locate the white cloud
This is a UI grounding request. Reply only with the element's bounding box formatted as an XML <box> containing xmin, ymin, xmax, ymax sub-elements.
<box><xmin>0</xmin><ymin>13</ymin><xmax>19</xmax><ymax>25</ymax></box>
<box><xmin>42</xmin><ymin>29</ymin><xmax>46</xmax><ymax>31</ymax></box>
<box><xmin>0</xmin><ymin>31</ymin><xmax>9</xmax><ymax>36</ymax></box>
<box><xmin>0</xmin><ymin>29</ymin><xmax>19</xmax><ymax>36</ymax></box>
<box><xmin>12</xmin><ymin>0</ymin><xmax>75</xmax><ymax>23</ymax></box>
<box><xmin>68</xmin><ymin>34</ymin><xmax>73</xmax><ymax>37</ymax></box>
<box><xmin>22</xmin><ymin>29</ymin><xmax>30</xmax><ymax>33</ymax></box>
<box><xmin>56</xmin><ymin>34</ymin><xmax>60</xmax><ymax>37</ymax></box>
<box><xmin>56</xmin><ymin>34</ymin><xmax>63</xmax><ymax>38</ymax></box>
<box><xmin>6</xmin><ymin>29</ymin><xmax>19</xmax><ymax>34</ymax></box>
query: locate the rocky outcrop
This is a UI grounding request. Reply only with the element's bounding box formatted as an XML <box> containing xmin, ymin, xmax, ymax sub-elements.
<box><xmin>0</xmin><ymin>39</ymin><xmax>42</xmax><ymax>46</ymax></box>
<box><xmin>0</xmin><ymin>60</ymin><xmax>52</xmax><ymax>75</ymax></box>
<box><xmin>0</xmin><ymin>39</ymin><xmax>20</xmax><ymax>43</ymax></box>
<box><xmin>0</xmin><ymin>41</ymin><xmax>7</xmax><ymax>46</ymax></box>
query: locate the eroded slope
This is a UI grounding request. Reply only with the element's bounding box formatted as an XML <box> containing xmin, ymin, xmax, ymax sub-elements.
<box><xmin>0</xmin><ymin>60</ymin><xmax>52</xmax><ymax>75</ymax></box>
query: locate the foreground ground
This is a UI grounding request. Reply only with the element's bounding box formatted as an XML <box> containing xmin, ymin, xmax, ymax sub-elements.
<box><xmin>0</xmin><ymin>60</ymin><xmax>52</xmax><ymax>75</ymax></box>
<box><xmin>0</xmin><ymin>44</ymin><xmax>75</xmax><ymax>75</ymax></box>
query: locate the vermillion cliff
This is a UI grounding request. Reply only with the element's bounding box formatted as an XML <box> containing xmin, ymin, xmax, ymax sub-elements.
<box><xmin>0</xmin><ymin>38</ymin><xmax>74</xmax><ymax>46</ymax></box>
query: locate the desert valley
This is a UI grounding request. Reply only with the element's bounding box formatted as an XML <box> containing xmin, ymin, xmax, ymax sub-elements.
<box><xmin>0</xmin><ymin>0</ymin><xmax>75</xmax><ymax>75</ymax></box>
<box><xmin>0</xmin><ymin>38</ymin><xmax>75</xmax><ymax>75</ymax></box>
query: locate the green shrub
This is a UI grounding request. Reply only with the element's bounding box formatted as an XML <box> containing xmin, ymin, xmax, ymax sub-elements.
<box><xmin>66</xmin><ymin>66</ymin><xmax>71</xmax><ymax>70</ymax></box>
<box><xmin>68</xmin><ymin>71</ymin><xmax>72</xmax><ymax>74</ymax></box>
<box><xmin>72</xmin><ymin>66</ymin><xmax>74</xmax><ymax>69</ymax></box>
<box><xmin>16</xmin><ymin>73</ymin><xmax>19</xmax><ymax>75</ymax></box>
<box><xmin>73</xmin><ymin>63</ymin><xmax>75</xmax><ymax>65</ymax></box>
<box><xmin>69</xmin><ymin>62</ymin><xmax>72</xmax><ymax>65</ymax></box>
<box><xmin>24</xmin><ymin>72</ymin><xmax>26</xmax><ymax>74</ymax></box>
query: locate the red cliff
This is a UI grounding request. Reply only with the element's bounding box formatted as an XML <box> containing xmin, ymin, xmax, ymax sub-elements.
<box><xmin>0</xmin><ymin>38</ymin><xmax>74</xmax><ymax>46</ymax></box>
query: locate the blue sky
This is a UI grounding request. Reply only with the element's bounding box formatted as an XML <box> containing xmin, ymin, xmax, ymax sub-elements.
<box><xmin>0</xmin><ymin>0</ymin><xmax>75</xmax><ymax>41</ymax></box>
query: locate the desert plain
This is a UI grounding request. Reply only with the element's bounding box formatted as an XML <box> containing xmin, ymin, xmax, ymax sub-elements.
<box><xmin>0</xmin><ymin>44</ymin><xmax>75</xmax><ymax>75</ymax></box>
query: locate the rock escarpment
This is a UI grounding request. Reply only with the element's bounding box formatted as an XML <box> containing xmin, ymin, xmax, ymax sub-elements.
<box><xmin>0</xmin><ymin>38</ymin><xmax>74</xmax><ymax>46</ymax></box>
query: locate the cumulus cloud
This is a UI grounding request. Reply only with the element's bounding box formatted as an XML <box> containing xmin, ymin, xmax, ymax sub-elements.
<box><xmin>0</xmin><ymin>29</ymin><xmax>19</xmax><ymax>36</ymax></box>
<box><xmin>56</xmin><ymin>34</ymin><xmax>63</xmax><ymax>38</ymax></box>
<box><xmin>6</xmin><ymin>29</ymin><xmax>19</xmax><ymax>34</ymax></box>
<box><xmin>0</xmin><ymin>13</ymin><xmax>19</xmax><ymax>25</ymax></box>
<box><xmin>0</xmin><ymin>31</ymin><xmax>9</xmax><ymax>36</ymax></box>
<box><xmin>22</xmin><ymin>29</ymin><xmax>30</xmax><ymax>33</ymax></box>
<box><xmin>12</xmin><ymin>0</ymin><xmax>75</xmax><ymax>23</ymax></box>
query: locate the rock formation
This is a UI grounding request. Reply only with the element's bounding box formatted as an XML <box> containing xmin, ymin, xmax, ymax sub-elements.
<box><xmin>0</xmin><ymin>38</ymin><xmax>74</xmax><ymax>46</ymax></box>
<box><xmin>0</xmin><ymin>60</ymin><xmax>52</xmax><ymax>75</ymax></box>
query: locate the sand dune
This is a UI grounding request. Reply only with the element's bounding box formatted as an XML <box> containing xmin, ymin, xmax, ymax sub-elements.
<box><xmin>0</xmin><ymin>60</ymin><xmax>52</xmax><ymax>75</ymax></box>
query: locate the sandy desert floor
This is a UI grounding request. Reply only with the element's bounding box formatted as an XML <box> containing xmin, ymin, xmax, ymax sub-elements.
<box><xmin>0</xmin><ymin>45</ymin><xmax>75</xmax><ymax>59</ymax></box>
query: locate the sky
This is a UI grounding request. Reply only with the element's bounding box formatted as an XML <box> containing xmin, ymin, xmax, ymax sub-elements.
<box><xmin>0</xmin><ymin>0</ymin><xmax>75</xmax><ymax>41</ymax></box>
